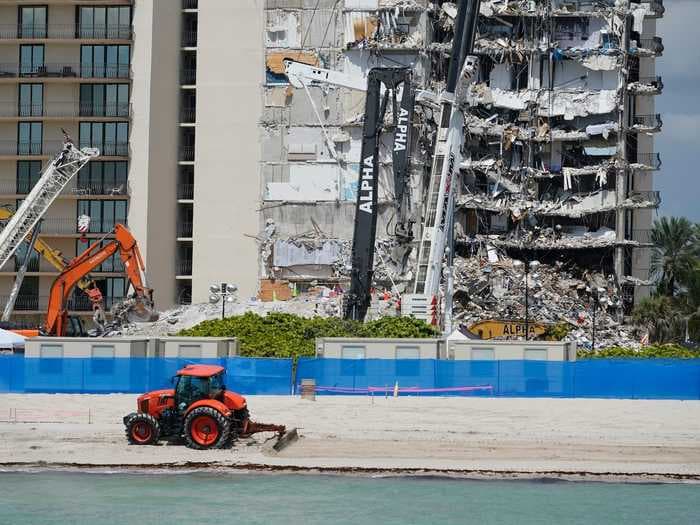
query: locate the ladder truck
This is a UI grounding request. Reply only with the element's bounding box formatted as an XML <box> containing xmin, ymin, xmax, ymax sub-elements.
<box><xmin>284</xmin><ymin>59</ymin><xmax>415</xmax><ymax>321</ymax></box>
<box><xmin>403</xmin><ymin>0</ymin><xmax>481</xmax><ymax>332</ymax></box>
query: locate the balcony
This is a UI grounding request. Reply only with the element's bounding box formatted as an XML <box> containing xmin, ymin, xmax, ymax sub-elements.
<box><xmin>631</xmin><ymin>113</ymin><xmax>662</xmax><ymax>132</ymax></box>
<box><xmin>0</xmin><ymin>179</ymin><xmax>129</xmax><ymax>197</ymax></box>
<box><xmin>0</xmin><ymin>101</ymin><xmax>131</xmax><ymax>119</ymax></box>
<box><xmin>0</xmin><ymin>294</ymin><xmax>124</xmax><ymax>312</ymax></box>
<box><xmin>179</xmin><ymin>145</ymin><xmax>195</xmax><ymax>162</ymax></box>
<box><xmin>177</xmin><ymin>260</ymin><xmax>193</xmax><ymax>276</ymax></box>
<box><xmin>88</xmin><ymin>142</ymin><xmax>129</xmax><ymax>157</ymax></box>
<box><xmin>177</xmin><ymin>184</ymin><xmax>194</xmax><ymax>200</ymax></box>
<box><xmin>177</xmin><ymin>222</ymin><xmax>193</xmax><ymax>238</ymax></box>
<box><xmin>182</xmin><ymin>30</ymin><xmax>197</xmax><ymax>47</ymax></box>
<box><xmin>180</xmin><ymin>106</ymin><xmax>196</xmax><ymax>123</ymax></box>
<box><xmin>0</xmin><ymin>140</ymin><xmax>62</xmax><ymax>156</ymax></box>
<box><xmin>628</xmin><ymin>76</ymin><xmax>663</xmax><ymax>94</ymax></box>
<box><xmin>182</xmin><ymin>0</ymin><xmax>198</xmax><ymax>9</ymax></box>
<box><xmin>634</xmin><ymin>37</ymin><xmax>664</xmax><ymax>56</ymax></box>
<box><xmin>630</xmin><ymin>229</ymin><xmax>652</xmax><ymax>244</ymax></box>
<box><xmin>180</xmin><ymin>68</ymin><xmax>196</xmax><ymax>85</ymax></box>
<box><xmin>630</xmin><ymin>152</ymin><xmax>662</xmax><ymax>170</ymax></box>
<box><xmin>0</xmin><ymin>24</ymin><xmax>132</xmax><ymax>41</ymax></box>
<box><xmin>0</xmin><ymin>63</ymin><xmax>132</xmax><ymax>80</ymax></box>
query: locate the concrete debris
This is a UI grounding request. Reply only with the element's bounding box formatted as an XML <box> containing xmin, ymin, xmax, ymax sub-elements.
<box><xmin>470</xmin><ymin>225</ymin><xmax>636</xmax><ymax>251</ymax></box>
<box><xmin>451</xmin><ymin>250</ymin><xmax>642</xmax><ymax>350</ymax></box>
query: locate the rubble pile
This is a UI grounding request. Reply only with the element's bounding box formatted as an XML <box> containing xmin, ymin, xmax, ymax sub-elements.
<box><xmin>452</xmin><ymin>249</ymin><xmax>642</xmax><ymax>349</ymax></box>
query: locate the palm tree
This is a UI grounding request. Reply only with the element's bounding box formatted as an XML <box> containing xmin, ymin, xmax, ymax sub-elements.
<box><xmin>649</xmin><ymin>217</ymin><xmax>698</xmax><ymax>296</ymax></box>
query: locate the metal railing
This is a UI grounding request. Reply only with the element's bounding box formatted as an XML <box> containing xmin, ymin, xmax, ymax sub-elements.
<box><xmin>0</xmin><ymin>24</ymin><xmax>132</xmax><ymax>40</ymax></box>
<box><xmin>182</xmin><ymin>30</ymin><xmax>197</xmax><ymax>47</ymax></box>
<box><xmin>632</xmin><ymin>113</ymin><xmax>662</xmax><ymax>129</ymax></box>
<box><xmin>177</xmin><ymin>222</ymin><xmax>193</xmax><ymax>238</ymax></box>
<box><xmin>69</xmin><ymin>182</ymin><xmax>129</xmax><ymax>197</ymax></box>
<box><xmin>85</xmin><ymin>142</ymin><xmax>129</xmax><ymax>157</ymax></box>
<box><xmin>0</xmin><ymin>63</ymin><xmax>132</xmax><ymax>79</ymax></box>
<box><xmin>180</xmin><ymin>68</ymin><xmax>196</xmax><ymax>85</ymax></box>
<box><xmin>635</xmin><ymin>37</ymin><xmax>664</xmax><ymax>55</ymax></box>
<box><xmin>179</xmin><ymin>145</ymin><xmax>195</xmax><ymax>161</ymax></box>
<box><xmin>627</xmin><ymin>190</ymin><xmax>661</xmax><ymax>206</ymax></box>
<box><xmin>177</xmin><ymin>184</ymin><xmax>194</xmax><ymax>199</ymax></box>
<box><xmin>632</xmin><ymin>76</ymin><xmax>664</xmax><ymax>90</ymax></box>
<box><xmin>631</xmin><ymin>152</ymin><xmax>661</xmax><ymax>170</ymax></box>
<box><xmin>182</xmin><ymin>0</ymin><xmax>198</xmax><ymax>9</ymax></box>
<box><xmin>180</xmin><ymin>107</ymin><xmax>196</xmax><ymax>122</ymax></box>
<box><xmin>0</xmin><ymin>101</ymin><xmax>131</xmax><ymax>118</ymax></box>
<box><xmin>0</xmin><ymin>140</ymin><xmax>62</xmax><ymax>155</ymax></box>
<box><xmin>177</xmin><ymin>260</ymin><xmax>193</xmax><ymax>275</ymax></box>
<box><xmin>0</xmin><ymin>294</ymin><xmax>126</xmax><ymax>312</ymax></box>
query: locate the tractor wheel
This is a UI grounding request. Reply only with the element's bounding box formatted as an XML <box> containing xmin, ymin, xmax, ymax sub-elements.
<box><xmin>184</xmin><ymin>406</ymin><xmax>230</xmax><ymax>450</ymax></box>
<box><xmin>125</xmin><ymin>413</ymin><xmax>161</xmax><ymax>445</ymax></box>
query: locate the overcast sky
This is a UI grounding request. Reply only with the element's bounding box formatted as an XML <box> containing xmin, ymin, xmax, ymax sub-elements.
<box><xmin>654</xmin><ymin>0</ymin><xmax>700</xmax><ymax>221</ymax></box>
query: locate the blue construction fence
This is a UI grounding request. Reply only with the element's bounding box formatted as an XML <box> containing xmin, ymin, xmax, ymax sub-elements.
<box><xmin>0</xmin><ymin>356</ymin><xmax>293</xmax><ymax>395</ymax></box>
<box><xmin>0</xmin><ymin>356</ymin><xmax>698</xmax><ymax>399</ymax></box>
<box><xmin>296</xmin><ymin>358</ymin><xmax>700</xmax><ymax>400</ymax></box>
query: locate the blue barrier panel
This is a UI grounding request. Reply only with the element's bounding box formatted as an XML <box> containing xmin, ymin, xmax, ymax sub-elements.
<box><xmin>435</xmin><ymin>360</ymin><xmax>498</xmax><ymax>396</ymax></box>
<box><xmin>224</xmin><ymin>357</ymin><xmax>293</xmax><ymax>395</ymax></box>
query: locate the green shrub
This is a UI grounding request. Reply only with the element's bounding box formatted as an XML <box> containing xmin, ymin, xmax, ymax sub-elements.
<box><xmin>543</xmin><ymin>323</ymin><xmax>570</xmax><ymax>341</ymax></box>
<box><xmin>178</xmin><ymin>313</ymin><xmax>437</xmax><ymax>358</ymax></box>
<box><xmin>577</xmin><ymin>344</ymin><xmax>700</xmax><ymax>359</ymax></box>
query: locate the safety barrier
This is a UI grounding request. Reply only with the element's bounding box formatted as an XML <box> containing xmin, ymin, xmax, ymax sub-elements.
<box><xmin>0</xmin><ymin>357</ymin><xmax>698</xmax><ymax>399</ymax></box>
<box><xmin>295</xmin><ymin>358</ymin><xmax>700</xmax><ymax>400</ymax></box>
<box><xmin>0</xmin><ymin>356</ymin><xmax>293</xmax><ymax>395</ymax></box>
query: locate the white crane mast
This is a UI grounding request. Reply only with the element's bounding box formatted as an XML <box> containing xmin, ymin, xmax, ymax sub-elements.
<box><xmin>0</xmin><ymin>140</ymin><xmax>98</xmax><ymax>271</ymax></box>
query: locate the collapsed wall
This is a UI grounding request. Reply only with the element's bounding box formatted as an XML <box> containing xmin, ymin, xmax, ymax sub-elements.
<box><xmin>258</xmin><ymin>0</ymin><xmax>663</xmax><ymax>334</ymax></box>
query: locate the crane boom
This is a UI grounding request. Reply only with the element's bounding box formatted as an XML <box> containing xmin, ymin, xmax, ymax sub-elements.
<box><xmin>0</xmin><ymin>140</ymin><xmax>98</xmax><ymax>272</ymax></box>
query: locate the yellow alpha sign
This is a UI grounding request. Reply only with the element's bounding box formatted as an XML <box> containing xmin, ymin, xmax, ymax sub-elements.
<box><xmin>468</xmin><ymin>320</ymin><xmax>547</xmax><ymax>340</ymax></box>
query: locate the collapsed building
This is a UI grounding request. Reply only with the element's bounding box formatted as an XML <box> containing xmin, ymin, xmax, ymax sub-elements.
<box><xmin>259</xmin><ymin>0</ymin><xmax>664</xmax><ymax>322</ymax></box>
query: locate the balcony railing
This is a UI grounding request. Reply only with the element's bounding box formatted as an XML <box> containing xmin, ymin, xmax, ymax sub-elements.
<box><xmin>0</xmin><ymin>24</ymin><xmax>132</xmax><ymax>40</ymax></box>
<box><xmin>182</xmin><ymin>30</ymin><xmax>197</xmax><ymax>47</ymax></box>
<box><xmin>84</xmin><ymin>142</ymin><xmax>129</xmax><ymax>157</ymax></box>
<box><xmin>179</xmin><ymin>145</ymin><xmax>195</xmax><ymax>161</ymax></box>
<box><xmin>69</xmin><ymin>182</ymin><xmax>129</xmax><ymax>197</ymax></box>
<box><xmin>627</xmin><ymin>190</ymin><xmax>661</xmax><ymax>206</ymax></box>
<box><xmin>635</xmin><ymin>37</ymin><xmax>664</xmax><ymax>55</ymax></box>
<box><xmin>632</xmin><ymin>113</ymin><xmax>662</xmax><ymax>129</ymax></box>
<box><xmin>630</xmin><ymin>152</ymin><xmax>662</xmax><ymax>170</ymax></box>
<box><xmin>182</xmin><ymin>0</ymin><xmax>198</xmax><ymax>9</ymax></box>
<box><xmin>630</xmin><ymin>76</ymin><xmax>664</xmax><ymax>93</ymax></box>
<box><xmin>177</xmin><ymin>222</ymin><xmax>193</xmax><ymax>238</ymax></box>
<box><xmin>0</xmin><ymin>63</ymin><xmax>132</xmax><ymax>79</ymax></box>
<box><xmin>0</xmin><ymin>140</ymin><xmax>62</xmax><ymax>155</ymax></box>
<box><xmin>178</xmin><ymin>184</ymin><xmax>194</xmax><ymax>199</ymax></box>
<box><xmin>180</xmin><ymin>68</ymin><xmax>196</xmax><ymax>85</ymax></box>
<box><xmin>180</xmin><ymin>107</ymin><xmax>196</xmax><ymax>122</ymax></box>
<box><xmin>0</xmin><ymin>294</ymin><xmax>126</xmax><ymax>312</ymax></box>
<box><xmin>177</xmin><ymin>260</ymin><xmax>193</xmax><ymax>275</ymax></box>
<box><xmin>0</xmin><ymin>101</ymin><xmax>131</xmax><ymax>118</ymax></box>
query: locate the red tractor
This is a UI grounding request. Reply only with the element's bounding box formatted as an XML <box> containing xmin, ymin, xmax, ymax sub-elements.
<box><xmin>123</xmin><ymin>364</ymin><xmax>293</xmax><ymax>450</ymax></box>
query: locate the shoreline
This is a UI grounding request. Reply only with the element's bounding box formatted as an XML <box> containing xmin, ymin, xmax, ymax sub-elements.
<box><xmin>1</xmin><ymin>461</ymin><xmax>699</xmax><ymax>484</ymax></box>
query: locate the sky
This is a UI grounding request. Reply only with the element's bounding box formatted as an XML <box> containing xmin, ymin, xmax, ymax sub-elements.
<box><xmin>654</xmin><ymin>0</ymin><xmax>700</xmax><ymax>221</ymax></box>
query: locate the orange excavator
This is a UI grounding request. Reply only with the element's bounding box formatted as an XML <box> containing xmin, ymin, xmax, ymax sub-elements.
<box><xmin>38</xmin><ymin>223</ymin><xmax>157</xmax><ymax>337</ymax></box>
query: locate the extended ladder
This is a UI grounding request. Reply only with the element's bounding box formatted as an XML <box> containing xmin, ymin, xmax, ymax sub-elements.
<box><xmin>0</xmin><ymin>141</ymin><xmax>98</xmax><ymax>271</ymax></box>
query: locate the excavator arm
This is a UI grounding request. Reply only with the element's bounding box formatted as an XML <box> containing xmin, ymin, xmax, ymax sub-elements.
<box><xmin>44</xmin><ymin>224</ymin><xmax>156</xmax><ymax>336</ymax></box>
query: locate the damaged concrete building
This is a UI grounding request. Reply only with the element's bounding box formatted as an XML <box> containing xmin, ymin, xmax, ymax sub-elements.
<box><xmin>260</xmin><ymin>0</ymin><xmax>664</xmax><ymax>317</ymax></box>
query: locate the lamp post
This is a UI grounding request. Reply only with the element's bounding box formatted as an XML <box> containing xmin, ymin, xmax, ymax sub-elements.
<box><xmin>209</xmin><ymin>282</ymin><xmax>238</xmax><ymax>320</ymax></box>
<box><xmin>513</xmin><ymin>259</ymin><xmax>540</xmax><ymax>340</ymax></box>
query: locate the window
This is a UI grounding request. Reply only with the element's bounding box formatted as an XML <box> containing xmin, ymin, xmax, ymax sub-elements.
<box><xmin>79</xmin><ymin>122</ymin><xmax>128</xmax><ymax>156</ymax></box>
<box><xmin>524</xmin><ymin>348</ymin><xmax>548</xmax><ymax>361</ymax></box>
<box><xmin>471</xmin><ymin>348</ymin><xmax>495</xmax><ymax>361</ymax></box>
<box><xmin>17</xmin><ymin>122</ymin><xmax>42</xmax><ymax>155</ymax></box>
<box><xmin>178</xmin><ymin>344</ymin><xmax>202</xmax><ymax>358</ymax></box>
<box><xmin>19</xmin><ymin>6</ymin><xmax>47</xmax><ymax>38</ymax></box>
<box><xmin>76</xmin><ymin>240</ymin><xmax>124</xmax><ymax>272</ymax></box>
<box><xmin>18</xmin><ymin>84</ymin><xmax>42</xmax><ymax>117</ymax></box>
<box><xmin>19</xmin><ymin>44</ymin><xmax>44</xmax><ymax>76</ymax></box>
<box><xmin>77</xmin><ymin>199</ymin><xmax>127</xmax><ymax>233</ymax></box>
<box><xmin>103</xmin><ymin>277</ymin><xmax>126</xmax><ymax>310</ymax></box>
<box><xmin>40</xmin><ymin>344</ymin><xmax>63</xmax><ymax>358</ymax></box>
<box><xmin>14</xmin><ymin>239</ymin><xmax>40</xmax><ymax>272</ymax></box>
<box><xmin>80</xmin><ymin>84</ymin><xmax>129</xmax><ymax>117</ymax></box>
<box><xmin>175</xmin><ymin>375</ymin><xmax>209</xmax><ymax>407</ymax></box>
<box><xmin>79</xmin><ymin>6</ymin><xmax>131</xmax><ymax>39</ymax></box>
<box><xmin>81</xmin><ymin>45</ymin><xmax>130</xmax><ymax>78</ymax></box>
<box><xmin>16</xmin><ymin>160</ymin><xmax>42</xmax><ymax>193</ymax></box>
<box><xmin>341</xmin><ymin>346</ymin><xmax>366</xmax><ymax>359</ymax></box>
<box><xmin>92</xmin><ymin>345</ymin><xmax>115</xmax><ymax>358</ymax></box>
<box><xmin>77</xmin><ymin>161</ymin><xmax>128</xmax><ymax>194</ymax></box>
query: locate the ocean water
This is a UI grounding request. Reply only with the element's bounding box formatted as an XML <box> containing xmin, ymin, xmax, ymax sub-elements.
<box><xmin>0</xmin><ymin>472</ymin><xmax>698</xmax><ymax>525</ymax></box>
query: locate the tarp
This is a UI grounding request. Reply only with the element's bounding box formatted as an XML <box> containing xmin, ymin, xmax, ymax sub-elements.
<box><xmin>0</xmin><ymin>328</ymin><xmax>25</xmax><ymax>348</ymax></box>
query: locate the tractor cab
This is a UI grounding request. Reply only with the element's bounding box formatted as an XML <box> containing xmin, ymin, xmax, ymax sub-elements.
<box><xmin>173</xmin><ymin>364</ymin><xmax>226</xmax><ymax>412</ymax></box>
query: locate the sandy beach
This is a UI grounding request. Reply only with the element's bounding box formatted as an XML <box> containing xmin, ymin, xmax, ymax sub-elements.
<box><xmin>0</xmin><ymin>394</ymin><xmax>698</xmax><ymax>482</ymax></box>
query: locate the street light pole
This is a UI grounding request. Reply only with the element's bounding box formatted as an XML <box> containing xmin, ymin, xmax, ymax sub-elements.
<box><xmin>524</xmin><ymin>262</ymin><xmax>529</xmax><ymax>341</ymax></box>
<box><xmin>209</xmin><ymin>282</ymin><xmax>238</xmax><ymax>320</ymax></box>
<box><xmin>592</xmin><ymin>296</ymin><xmax>597</xmax><ymax>351</ymax></box>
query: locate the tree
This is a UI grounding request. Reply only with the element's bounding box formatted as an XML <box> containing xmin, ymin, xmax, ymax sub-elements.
<box><xmin>649</xmin><ymin>217</ymin><xmax>698</xmax><ymax>296</ymax></box>
<box><xmin>632</xmin><ymin>295</ymin><xmax>685</xmax><ymax>344</ymax></box>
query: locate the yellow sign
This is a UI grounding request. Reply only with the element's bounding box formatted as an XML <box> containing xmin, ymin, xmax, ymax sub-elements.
<box><xmin>468</xmin><ymin>320</ymin><xmax>547</xmax><ymax>340</ymax></box>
